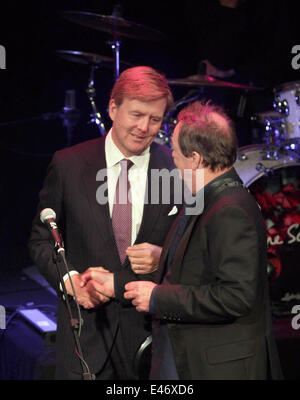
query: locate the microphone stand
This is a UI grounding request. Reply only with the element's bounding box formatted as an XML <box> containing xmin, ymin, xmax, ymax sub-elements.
<box><xmin>53</xmin><ymin>247</ymin><xmax>95</xmax><ymax>380</ymax></box>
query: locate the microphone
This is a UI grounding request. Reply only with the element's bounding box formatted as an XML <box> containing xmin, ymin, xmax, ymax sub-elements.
<box><xmin>40</xmin><ymin>208</ymin><xmax>65</xmax><ymax>252</ymax></box>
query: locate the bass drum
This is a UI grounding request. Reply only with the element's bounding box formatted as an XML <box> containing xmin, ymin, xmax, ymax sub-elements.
<box><xmin>234</xmin><ymin>144</ymin><xmax>300</xmax><ymax>315</ymax></box>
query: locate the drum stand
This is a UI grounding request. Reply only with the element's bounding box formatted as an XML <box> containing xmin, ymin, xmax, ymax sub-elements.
<box><xmin>86</xmin><ymin>65</ymin><xmax>106</xmax><ymax>136</ymax></box>
<box><xmin>107</xmin><ymin>39</ymin><xmax>121</xmax><ymax>81</ymax></box>
<box><xmin>85</xmin><ymin>38</ymin><xmax>121</xmax><ymax>136</ymax></box>
<box><xmin>159</xmin><ymin>89</ymin><xmax>203</xmax><ymax>145</ymax></box>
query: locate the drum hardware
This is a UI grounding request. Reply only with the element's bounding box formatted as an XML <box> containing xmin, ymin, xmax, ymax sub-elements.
<box><xmin>234</xmin><ymin>144</ymin><xmax>300</xmax><ymax>313</ymax></box>
<box><xmin>54</xmin><ymin>49</ymin><xmax>132</xmax><ymax>69</ymax></box>
<box><xmin>155</xmin><ymin>129</ymin><xmax>172</xmax><ymax>147</ymax></box>
<box><xmin>86</xmin><ymin>65</ymin><xmax>106</xmax><ymax>136</ymax></box>
<box><xmin>108</xmin><ymin>4</ymin><xmax>122</xmax><ymax>80</ymax></box>
<box><xmin>273</xmin><ymin>80</ymin><xmax>300</xmax><ymax>145</ymax></box>
<box><xmin>234</xmin><ymin>144</ymin><xmax>299</xmax><ymax>186</ymax></box>
<box><xmin>237</xmin><ymin>152</ymin><xmax>248</xmax><ymax>161</ymax></box>
<box><xmin>107</xmin><ymin>39</ymin><xmax>121</xmax><ymax>80</ymax></box>
<box><xmin>264</xmin><ymin>118</ymin><xmax>286</xmax><ymax>149</ymax></box>
<box><xmin>251</xmin><ymin>111</ymin><xmax>288</xmax><ymax>160</ymax></box>
<box><xmin>55</xmin><ymin>50</ymin><xmax>132</xmax><ymax>136</ymax></box>
<box><xmin>255</xmin><ymin>162</ymin><xmax>264</xmax><ymax>172</ymax></box>
<box><xmin>273</xmin><ymin>96</ymin><xmax>289</xmax><ymax>116</ymax></box>
<box><xmin>167</xmin><ymin>75</ymin><xmax>263</xmax><ymax>91</ymax></box>
<box><xmin>61</xmin><ymin>9</ymin><xmax>168</xmax><ymax>81</ymax></box>
<box><xmin>236</xmin><ymin>93</ymin><xmax>247</xmax><ymax>118</ymax></box>
<box><xmin>62</xmin><ymin>89</ymin><xmax>81</xmax><ymax>146</ymax></box>
<box><xmin>61</xmin><ymin>10</ymin><xmax>168</xmax><ymax>42</ymax></box>
<box><xmin>261</xmin><ymin>146</ymin><xmax>281</xmax><ymax>161</ymax></box>
<box><xmin>155</xmin><ymin>89</ymin><xmax>201</xmax><ymax>147</ymax></box>
<box><xmin>0</xmin><ymin>89</ymin><xmax>81</xmax><ymax>148</ymax></box>
<box><xmin>295</xmin><ymin>88</ymin><xmax>300</xmax><ymax>106</ymax></box>
<box><xmin>255</xmin><ymin>162</ymin><xmax>273</xmax><ymax>176</ymax></box>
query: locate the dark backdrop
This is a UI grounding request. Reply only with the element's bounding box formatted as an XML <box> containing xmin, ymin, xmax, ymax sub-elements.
<box><xmin>0</xmin><ymin>0</ymin><xmax>300</xmax><ymax>273</ymax></box>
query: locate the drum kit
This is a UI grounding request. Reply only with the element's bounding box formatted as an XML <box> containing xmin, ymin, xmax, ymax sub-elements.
<box><xmin>54</xmin><ymin>9</ymin><xmax>265</xmax><ymax>143</ymax></box>
<box><xmin>234</xmin><ymin>81</ymin><xmax>300</xmax><ymax>313</ymax></box>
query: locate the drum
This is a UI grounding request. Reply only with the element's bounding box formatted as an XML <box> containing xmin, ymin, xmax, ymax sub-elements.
<box><xmin>234</xmin><ymin>144</ymin><xmax>300</xmax><ymax>315</ymax></box>
<box><xmin>253</xmin><ymin>111</ymin><xmax>286</xmax><ymax>148</ymax></box>
<box><xmin>155</xmin><ymin>129</ymin><xmax>172</xmax><ymax>147</ymax></box>
<box><xmin>273</xmin><ymin>81</ymin><xmax>300</xmax><ymax>148</ymax></box>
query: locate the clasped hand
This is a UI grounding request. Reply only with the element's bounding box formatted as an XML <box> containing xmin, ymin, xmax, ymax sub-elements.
<box><xmin>65</xmin><ymin>270</ymin><xmax>111</xmax><ymax>309</ymax></box>
<box><xmin>67</xmin><ymin>242</ymin><xmax>161</xmax><ymax>309</ymax></box>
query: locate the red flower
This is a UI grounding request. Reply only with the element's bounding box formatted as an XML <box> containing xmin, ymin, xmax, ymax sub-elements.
<box><xmin>282</xmin><ymin>211</ymin><xmax>300</xmax><ymax>227</ymax></box>
<box><xmin>254</xmin><ymin>191</ymin><xmax>277</xmax><ymax>213</ymax></box>
<box><xmin>268</xmin><ymin>226</ymin><xmax>280</xmax><ymax>236</ymax></box>
<box><xmin>273</xmin><ymin>192</ymin><xmax>294</xmax><ymax>210</ymax></box>
<box><xmin>282</xmin><ymin>183</ymin><xmax>296</xmax><ymax>193</ymax></box>
<box><xmin>268</xmin><ymin>254</ymin><xmax>282</xmax><ymax>279</ymax></box>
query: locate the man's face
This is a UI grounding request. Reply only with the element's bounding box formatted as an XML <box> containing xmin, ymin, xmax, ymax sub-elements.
<box><xmin>172</xmin><ymin>122</ymin><xmax>198</xmax><ymax>193</ymax></box>
<box><xmin>109</xmin><ymin>97</ymin><xmax>167</xmax><ymax>157</ymax></box>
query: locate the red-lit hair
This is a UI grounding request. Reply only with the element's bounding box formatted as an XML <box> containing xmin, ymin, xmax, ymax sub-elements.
<box><xmin>110</xmin><ymin>66</ymin><xmax>174</xmax><ymax>114</ymax></box>
<box><xmin>177</xmin><ymin>101</ymin><xmax>237</xmax><ymax>171</ymax></box>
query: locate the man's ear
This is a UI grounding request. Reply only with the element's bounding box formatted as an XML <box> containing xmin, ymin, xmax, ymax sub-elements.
<box><xmin>191</xmin><ymin>151</ymin><xmax>202</xmax><ymax>170</ymax></box>
<box><xmin>108</xmin><ymin>99</ymin><xmax>117</xmax><ymax>121</ymax></box>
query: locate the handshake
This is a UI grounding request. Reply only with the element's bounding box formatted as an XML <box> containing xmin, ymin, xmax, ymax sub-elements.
<box><xmin>64</xmin><ymin>242</ymin><xmax>160</xmax><ymax>312</ymax></box>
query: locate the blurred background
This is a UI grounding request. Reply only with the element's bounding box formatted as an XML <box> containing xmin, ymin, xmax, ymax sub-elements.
<box><xmin>0</xmin><ymin>0</ymin><xmax>300</xmax><ymax>380</ymax></box>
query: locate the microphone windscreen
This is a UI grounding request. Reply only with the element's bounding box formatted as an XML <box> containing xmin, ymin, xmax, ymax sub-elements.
<box><xmin>40</xmin><ymin>208</ymin><xmax>56</xmax><ymax>224</ymax></box>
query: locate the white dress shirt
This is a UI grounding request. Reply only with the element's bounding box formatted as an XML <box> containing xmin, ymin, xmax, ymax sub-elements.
<box><xmin>105</xmin><ymin>129</ymin><xmax>150</xmax><ymax>245</ymax></box>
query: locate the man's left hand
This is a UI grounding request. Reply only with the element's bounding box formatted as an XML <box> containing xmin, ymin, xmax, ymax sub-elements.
<box><xmin>124</xmin><ymin>281</ymin><xmax>157</xmax><ymax>312</ymax></box>
<box><xmin>126</xmin><ymin>243</ymin><xmax>162</xmax><ymax>274</ymax></box>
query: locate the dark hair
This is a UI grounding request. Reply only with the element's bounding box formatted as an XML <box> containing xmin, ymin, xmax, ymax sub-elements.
<box><xmin>177</xmin><ymin>101</ymin><xmax>237</xmax><ymax>171</ymax></box>
<box><xmin>110</xmin><ymin>66</ymin><xmax>174</xmax><ymax>114</ymax></box>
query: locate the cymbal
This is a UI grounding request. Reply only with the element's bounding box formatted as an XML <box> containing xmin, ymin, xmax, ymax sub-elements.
<box><xmin>168</xmin><ymin>75</ymin><xmax>263</xmax><ymax>91</ymax></box>
<box><xmin>61</xmin><ymin>11</ymin><xmax>168</xmax><ymax>42</ymax></box>
<box><xmin>55</xmin><ymin>50</ymin><xmax>133</xmax><ymax>68</ymax></box>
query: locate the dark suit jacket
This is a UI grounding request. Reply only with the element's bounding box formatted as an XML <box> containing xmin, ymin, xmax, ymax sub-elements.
<box><xmin>28</xmin><ymin>136</ymin><xmax>180</xmax><ymax>378</ymax></box>
<box><xmin>152</xmin><ymin>168</ymin><xmax>283</xmax><ymax>380</ymax></box>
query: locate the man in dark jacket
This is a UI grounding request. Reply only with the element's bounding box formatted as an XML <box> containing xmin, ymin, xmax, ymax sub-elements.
<box><xmin>122</xmin><ymin>101</ymin><xmax>283</xmax><ymax>379</ymax></box>
<box><xmin>29</xmin><ymin>66</ymin><xmax>181</xmax><ymax>380</ymax></box>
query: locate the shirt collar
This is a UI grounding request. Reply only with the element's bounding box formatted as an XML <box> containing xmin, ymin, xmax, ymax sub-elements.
<box><xmin>105</xmin><ymin>129</ymin><xmax>150</xmax><ymax>169</ymax></box>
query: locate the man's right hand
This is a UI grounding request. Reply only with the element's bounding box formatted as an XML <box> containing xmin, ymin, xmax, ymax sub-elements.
<box><xmin>65</xmin><ymin>273</ymin><xmax>110</xmax><ymax>309</ymax></box>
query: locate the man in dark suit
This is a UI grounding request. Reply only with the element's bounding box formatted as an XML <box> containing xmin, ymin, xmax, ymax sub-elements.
<box><xmin>28</xmin><ymin>66</ymin><xmax>180</xmax><ymax>380</ymax></box>
<box><xmin>122</xmin><ymin>101</ymin><xmax>283</xmax><ymax>379</ymax></box>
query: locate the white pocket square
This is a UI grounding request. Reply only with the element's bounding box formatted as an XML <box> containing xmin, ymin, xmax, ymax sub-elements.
<box><xmin>168</xmin><ymin>206</ymin><xmax>178</xmax><ymax>216</ymax></box>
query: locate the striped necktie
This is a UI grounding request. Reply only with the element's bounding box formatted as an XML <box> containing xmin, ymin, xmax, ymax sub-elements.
<box><xmin>112</xmin><ymin>159</ymin><xmax>133</xmax><ymax>265</ymax></box>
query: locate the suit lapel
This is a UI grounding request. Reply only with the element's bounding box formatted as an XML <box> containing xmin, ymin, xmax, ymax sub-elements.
<box><xmin>134</xmin><ymin>143</ymin><xmax>168</xmax><ymax>245</ymax></box>
<box><xmin>81</xmin><ymin>137</ymin><xmax>117</xmax><ymax>252</ymax></box>
<box><xmin>157</xmin><ymin>212</ymin><xmax>199</xmax><ymax>283</ymax></box>
<box><xmin>156</xmin><ymin>209</ymin><xmax>183</xmax><ymax>283</ymax></box>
